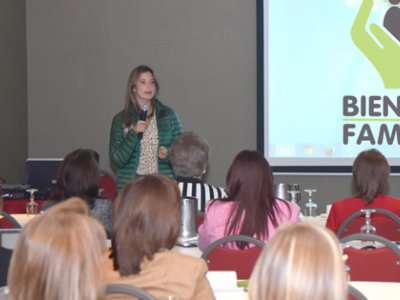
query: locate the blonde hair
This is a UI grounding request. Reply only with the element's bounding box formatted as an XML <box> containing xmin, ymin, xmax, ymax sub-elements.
<box><xmin>248</xmin><ymin>223</ymin><xmax>347</xmax><ymax>300</ymax></box>
<box><xmin>8</xmin><ymin>197</ymin><xmax>107</xmax><ymax>300</ymax></box>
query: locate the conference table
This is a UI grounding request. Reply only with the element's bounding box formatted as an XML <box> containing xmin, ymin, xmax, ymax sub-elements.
<box><xmin>2</xmin><ymin>197</ymin><xmax>46</xmax><ymax>214</ymax></box>
<box><xmin>206</xmin><ymin>280</ymin><xmax>400</xmax><ymax>300</ymax></box>
<box><xmin>5</xmin><ymin>212</ymin><xmax>400</xmax><ymax>300</ymax></box>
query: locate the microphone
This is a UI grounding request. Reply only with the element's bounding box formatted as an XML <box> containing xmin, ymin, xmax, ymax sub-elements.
<box><xmin>137</xmin><ymin>104</ymin><xmax>148</xmax><ymax>140</ymax></box>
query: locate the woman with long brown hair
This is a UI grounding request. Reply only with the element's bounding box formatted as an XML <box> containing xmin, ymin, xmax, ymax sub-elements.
<box><xmin>45</xmin><ymin>148</ymin><xmax>112</xmax><ymax>238</ymax></box>
<box><xmin>109</xmin><ymin>65</ymin><xmax>182</xmax><ymax>191</ymax></box>
<box><xmin>326</xmin><ymin>148</ymin><xmax>400</xmax><ymax>232</ymax></box>
<box><xmin>198</xmin><ymin>150</ymin><xmax>299</xmax><ymax>250</ymax></box>
<box><xmin>108</xmin><ymin>174</ymin><xmax>214</xmax><ymax>300</ymax></box>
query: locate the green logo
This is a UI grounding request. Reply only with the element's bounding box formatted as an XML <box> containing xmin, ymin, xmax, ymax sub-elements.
<box><xmin>352</xmin><ymin>0</ymin><xmax>400</xmax><ymax>89</ymax></box>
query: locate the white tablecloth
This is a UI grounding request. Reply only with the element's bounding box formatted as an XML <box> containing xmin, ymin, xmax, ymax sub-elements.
<box><xmin>350</xmin><ymin>281</ymin><xmax>400</xmax><ymax>300</ymax></box>
<box><xmin>211</xmin><ymin>281</ymin><xmax>400</xmax><ymax>300</ymax></box>
<box><xmin>10</xmin><ymin>214</ymin><xmax>36</xmax><ymax>226</ymax></box>
<box><xmin>299</xmin><ymin>214</ymin><xmax>327</xmax><ymax>227</ymax></box>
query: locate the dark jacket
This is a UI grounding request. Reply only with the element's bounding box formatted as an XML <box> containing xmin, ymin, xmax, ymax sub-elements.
<box><xmin>109</xmin><ymin>99</ymin><xmax>182</xmax><ymax>191</ymax></box>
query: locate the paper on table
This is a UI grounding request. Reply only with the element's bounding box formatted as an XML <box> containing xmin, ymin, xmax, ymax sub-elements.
<box><xmin>206</xmin><ymin>271</ymin><xmax>245</xmax><ymax>293</ymax></box>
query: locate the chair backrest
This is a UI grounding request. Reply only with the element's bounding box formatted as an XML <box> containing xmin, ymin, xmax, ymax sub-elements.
<box><xmin>337</xmin><ymin>208</ymin><xmax>400</xmax><ymax>240</ymax></box>
<box><xmin>201</xmin><ymin>235</ymin><xmax>265</xmax><ymax>280</ymax></box>
<box><xmin>340</xmin><ymin>233</ymin><xmax>400</xmax><ymax>282</ymax></box>
<box><xmin>0</xmin><ymin>229</ymin><xmax>22</xmax><ymax>287</ymax></box>
<box><xmin>348</xmin><ymin>284</ymin><xmax>368</xmax><ymax>300</ymax></box>
<box><xmin>105</xmin><ymin>284</ymin><xmax>157</xmax><ymax>300</ymax></box>
<box><xmin>0</xmin><ymin>212</ymin><xmax>21</xmax><ymax>229</ymax></box>
<box><xmin>99</xmin><ymin>169</ymin><xmax>117</xmax><ymax>202</ymax></box>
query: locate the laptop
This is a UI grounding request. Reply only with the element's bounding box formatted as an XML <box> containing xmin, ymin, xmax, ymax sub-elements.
<box><xmin>25</xmin><ymin>158</ymin><xmax>63</xmax><ymax>198</ymax></box>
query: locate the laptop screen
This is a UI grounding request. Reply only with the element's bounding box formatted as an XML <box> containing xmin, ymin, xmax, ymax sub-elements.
<box><xmin>25</xmin><ymin>158</ymin><xmax>63</xmax><ymax>191</ymax></box>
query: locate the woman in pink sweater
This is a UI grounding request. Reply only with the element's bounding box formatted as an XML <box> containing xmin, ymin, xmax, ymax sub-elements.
<box><xmin>198</xmin><ymin>150</ymin><xmax>300</xmax><ymax>250</ymax></box>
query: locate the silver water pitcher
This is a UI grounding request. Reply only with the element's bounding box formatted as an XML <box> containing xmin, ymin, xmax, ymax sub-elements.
<box><xmin>274</xmin><ymin>183</ymin><xmax>291</xmax><ymax>201</ymax></box>
<box><xmin>179</xmin><ymin>196</ymin><xmax>198</xmax><ymax>239</ymax></box>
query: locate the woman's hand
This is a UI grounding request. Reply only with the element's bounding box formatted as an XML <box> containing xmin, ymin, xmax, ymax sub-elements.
<box><xmin>132</xmin><ymin>120</ymin><xmax>148</xmax><ymax>134</ymax></box>
<box><xmin>159</xmin><ymin>146</ymin><xmax>168</xmax><ymax>159</ymax></box>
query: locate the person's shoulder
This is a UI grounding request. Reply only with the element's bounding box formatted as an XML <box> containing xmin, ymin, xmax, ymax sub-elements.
<box><xmin>206</xmin><ymin>199</ymin><xmax>232</xmax><ymax>209</ymax></box>
<box><xmin>375</xmin><ymin>194</ymin><xmax>400</xmax><ymax>209</ymax></box>
<box><xmin>204</xmin><ymin>199</ymin><xmax>233</xmax><ymax>218</ymax></box>
<box><xmin>154</xmin><ymin>99</ymin><xmax>177</xmax><ymax>114</ymax></box>
<box><xmin>204</xmin><ymin>182</ymin><xmax>226</xmax><ymax>192</ymax></box>
<box><xmin>381</xmin><ymin>194</ymin><xmax>400</xmax><ymax>202</ymax></box>
<box><xmin>157</xmin><ymin>251</ymin><xmax>207</xmax><ymax>269</ymax></box>
<box><xmin>333</xmin><ymin>196</ymin><xmax>362</xmax><ymax>206</ymax></box>
<box><xmin>275</xmin><ymin>198</ymin><xmax>300</xmax><ymax>213</ymax></box>
<box><xmin>95</xmin><ymin>198</ymin><xmax>113</xmax><ymax>208</ymax></box>
<box><xmin>275</xmin><ymin>198</ymin><xmax>294</xmax><ymax>207</ymax></box>
<box><xmin>112</xmin><ymin>109</ymin><xmax>125</xmax><ymax>122</ymax></box>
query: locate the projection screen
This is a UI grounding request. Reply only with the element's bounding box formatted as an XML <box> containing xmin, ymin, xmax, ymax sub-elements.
<box><xmin>257</xmin><ymin>0</ymin><xmax>400</xmax><ymax>173</ymax></box>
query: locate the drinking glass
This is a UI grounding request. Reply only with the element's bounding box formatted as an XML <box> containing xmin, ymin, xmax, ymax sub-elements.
<box><xmin>287</xmin><ymin>190</ymin><xmax>300</xmax><ymax>204</ymax></box>
<box><xmin>303</xmin><ymin>189</ymin><xmax>317</xmax><ymax>217</ymax></box>
<box><xmin>26</xmin><ymin>188</ymin><xmax>39</xmax><ymax>215</ymax></box>
<box><xmin>289</xmin><ymin>183</ymin><xmax>302</xmax><ymax>203</ymax></box>
<box><xmin>360</xmin><ymin>209</ymin><xmax>376</xmax><ymax>235</ymax></box>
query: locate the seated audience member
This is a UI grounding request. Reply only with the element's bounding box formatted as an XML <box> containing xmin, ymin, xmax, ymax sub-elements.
<box><xmin>198</xmin><ymin>150</ymin><xmax>299</xmax><ymax>250</ymax></box>
<box><xmin>108</xmin><ymin>174</ymin><xmax>215</xmax><ymax>300</ymax></box>
<box><xmin>170</xmin><ymin>131</ymin><xmax>226</xmax><ymax>211</ymax></box>
<box><xmin>248</xmin><ymin>223</ymin><xmax>348</xmax><ymax>300</ymax></box>
<box><xmin>44</xmin><ymin>148</ymin><xmax>113</xmax><ymax>237</ymax></box>
<box><xmin>326</xmin><ymin>148</ymin><xmax>400</xmax><ymax>233</ymax></box>
<box><xmin>7</xmin><ymin>198</ymin><xmax>108</xmax><ymax>300</ymax></box>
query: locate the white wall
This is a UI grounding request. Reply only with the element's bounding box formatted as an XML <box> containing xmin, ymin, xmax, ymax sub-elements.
<box><xmin>0</xmin><ymin>0</ymin><xmax>27</xmax><ymax>183</ymax></box>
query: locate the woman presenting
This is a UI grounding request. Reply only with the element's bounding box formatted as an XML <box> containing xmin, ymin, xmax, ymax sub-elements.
<box><xmin>109</xmin><ymin>65</ymin><xmax>182</xmax><ymax>191</ymax></box>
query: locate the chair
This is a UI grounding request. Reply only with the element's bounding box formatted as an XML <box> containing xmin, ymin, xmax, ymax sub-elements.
<box><xmin>0</xmin><ymin>212</ymin><xmax>21</xmax><ymax>229</ymax></box>
<box><xmin>0</xmin><ymin>229</ymin><xmax>21</xmax><ymax>287</ymax></box>
<box><xmin>0</xmin><ymin>177</ymin><xmax>6</xmax><ymax>201</ymax></box>
<box><xmin>105</xmin><ymin>284</ymin><xmax>157</xmax><ymax>300</ymax></box>
<box><xmin>348</xmin><ymin>284</ymin><xmax>368</xmax><ymax>300</ymax></box>
<box><xmin>340</xmin><ymin>233</ymin><xmax>400</xmax><ymax>282</ymax></box>
<box><xmin>99</xmin><ymin>169</ymin><xmax>117</xmax><ymax>202</ymax></box>
<box><xmin>201</xmin><ymin>235</ymin><xmax>265</xmax><ymax>280</ymax></box>
<box><xmin>337</xmin><ymin>208</ymin><xmax>400</xmax><ymax>240</ymax></box>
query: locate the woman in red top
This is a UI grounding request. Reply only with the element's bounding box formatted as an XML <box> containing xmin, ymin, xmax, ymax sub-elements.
<box><xmin>326</xmin><ymin>148</ymin><xmax>400</xmax><ymax>233</ymax></box>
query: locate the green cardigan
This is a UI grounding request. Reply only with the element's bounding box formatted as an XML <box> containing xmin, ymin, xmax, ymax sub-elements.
<box><xmin>109</xmin><ymin>99</ymin><xmax>182</xmax><ymax>191</ymax></box>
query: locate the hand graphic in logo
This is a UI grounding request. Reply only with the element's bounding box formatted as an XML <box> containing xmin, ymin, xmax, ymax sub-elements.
<box><xmin>352</xmin><ymin>0</ymin><xmax>400</xmax><ymax>89</ymax></box>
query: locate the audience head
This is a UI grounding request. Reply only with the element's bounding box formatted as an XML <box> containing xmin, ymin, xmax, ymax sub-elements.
<box><xmin>223</xmin><ymin>150</ymin><xmax>277</xmax><ymax>247</ymax></box>
<box><xmin>8</xmin><ymin>198</ymin><xmax>107</xmax><ymax>300</ymax></box>
<box><xmin>352</xmin><ymin>148</ymin><xmax>389</xmax><ymax>205</ymax></box>
<box><xmin>170</xmin><ymin>131</ymin><xmax>209</xmax><ymax>178</ymax></box>
<box><xmin>249</xmin><ymin>223</ymin><xmax>347</xmax><ymax>300</ymax></box>
<box><xmin>52</xmin><ymin>148</ymin><xmax>100</xmax><ymax>208</ymax></box>
<box><xmin>125</xmin><ymin>65</ymin><xmax>159</xmax><ymax>113</ymax></box>
<box><xmin>112</xmin><ymin>174</ymin><xmax>181</xmax><ymax>276</ymax></box>
<box><xmin>226</xmin><ymin>150</ymin><xmax>274</xmax><ymax>200</ymax></box>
